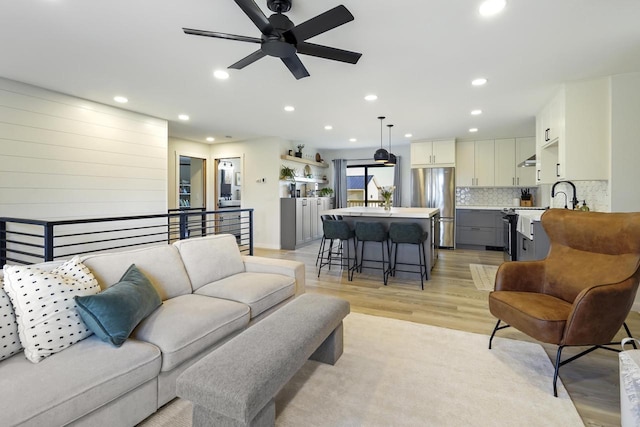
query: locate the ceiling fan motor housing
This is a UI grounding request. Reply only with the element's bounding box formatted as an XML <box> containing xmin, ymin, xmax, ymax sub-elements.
<box><xmin>267</xmin><ymin>0</ymin><xmax>292</xmax><ymax>13</ymax></box>
<box><xmin>262</xmin><ymin>13</ymin><xmax>296</xmax><ymax>57</ymax></box>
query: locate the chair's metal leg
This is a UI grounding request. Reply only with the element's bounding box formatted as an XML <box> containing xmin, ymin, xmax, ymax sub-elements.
<box><xmin>381</xmin><ymin>241</ymin><xmax>387</xmax><ymax>285</ymax></box>
<box><xmin>418</xmin><ymin>242</ymin><xmax>424</xmax><ymax>290</ymax></box>
<box><xmin>489</xmin><ymin>319</ymin><xmax>501</xmax><ymax>349</ymax></box>
<box><xmin>359</xmin><ymin>240</ymin><xmax>365</xmax><ymax>273</ymax></box>
<box><xmin>553</xmin><ymin>346</ymin><xmax>565</xmax><ymax>398</ymax></box>
<box><xmin>316</xmin><ymin>235</ymin><xmax>325</xmax><ymax>266</ymax></box>
<box><xmin>422</xmin><ymin>240</ymin><xmax>429</xmax><ymax>280</ymax></box>
<box><xmin>623</xmin><ymin>322</ymin><xmax>637</xmax><ymax>349</ymax></box>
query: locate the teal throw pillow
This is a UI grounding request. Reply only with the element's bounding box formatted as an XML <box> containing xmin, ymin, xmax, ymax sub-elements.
<box><xmin>74</xmin><ymin>264</ymin><xmax>162</xmax><ymax>347</ymax></box>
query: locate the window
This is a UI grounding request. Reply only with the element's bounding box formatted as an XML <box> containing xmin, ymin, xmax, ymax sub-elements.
<box><xmin>346</xmin><ymin>164</ymin><xmax>395</xmax><ymax>207</ymax></box>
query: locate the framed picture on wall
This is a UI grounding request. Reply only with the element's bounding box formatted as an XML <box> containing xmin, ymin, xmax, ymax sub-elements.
<box><xmin>223</xmin><ymin>170</ymin><xmax>231</xmax><ymax>184</ymax></box>
<box><xmin>235</xmin><ymin>172</ymin><xmax>242</xmax><ymax>186</ymax></box>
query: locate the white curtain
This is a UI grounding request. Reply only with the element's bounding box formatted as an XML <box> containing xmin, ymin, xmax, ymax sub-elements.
<box><xmin>393</xmin><ymin>156</ymin><xmax>402</xmax><ymax>207</ymax></box>
<box><xmin>332</xmin><ymin>159</ymin><xmax>348</xmax><ymax>208</ymax></box>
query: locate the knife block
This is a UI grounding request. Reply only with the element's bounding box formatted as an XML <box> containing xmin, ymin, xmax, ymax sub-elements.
<box><xmin>520</xmin><ymin>199</ymin><xmax>533</xmax><ymax>207</ymax></box>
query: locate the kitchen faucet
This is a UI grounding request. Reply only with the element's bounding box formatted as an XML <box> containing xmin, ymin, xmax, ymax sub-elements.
<box><xmin>554</xmin><ymin>191</ymin><xmax>568</xmax><ymax>209</ymax></box>
<box><xmin>551</xmin><ymin>181</ymin><xmax>579</xmax><ymax>210</ymax></box>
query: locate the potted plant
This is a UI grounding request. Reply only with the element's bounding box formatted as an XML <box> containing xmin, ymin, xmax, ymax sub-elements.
<box><xmin>280</xmin><ymin>165</ymin><xmax>296</xmax><ymax>180</ymax></box>
<box><xmin>318</xmin><ymin>187</ymin><xmax>334</xmax><ymax>197</ymax></box>
<box><xmin>295</xmin><ymin>144</ymin><xmax>304</xmax><ymax>158</ymax></box>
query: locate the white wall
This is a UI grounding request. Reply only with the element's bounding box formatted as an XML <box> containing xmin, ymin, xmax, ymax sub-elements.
<box><xmin>210</xmin><ymin>137</ymin><xmax>289</xmax><ymax>249</ymax></box>
<box><xmin>610</xmin><ymin>72</ymin><xmax>640</xmax><ymax>213</ymax></box>
<box><xmin>0</xmin><ymin>77</ymin><xmax>168</xmax><ymax>219</ymax></box>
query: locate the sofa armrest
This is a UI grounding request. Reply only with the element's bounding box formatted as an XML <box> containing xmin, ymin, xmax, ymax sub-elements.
<box><xmin>494</xmin><ymin>261</ymin><xmax>546</xmax><ymax>293</ymax></box>
<box><xmin>242</xmin><ymin>256</ymin><xmax>306</xmax><ymax>295</ymax></box>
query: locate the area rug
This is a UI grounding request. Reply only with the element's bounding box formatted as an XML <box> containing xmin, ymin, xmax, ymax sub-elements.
<box><xmin>139</xmin><ymin>313</ymin><xmax>583</xmax><ymax>427</ymax></box>
<box><xmin>470</xmin><ymin>263</ymin><xmax>499</xmax><ymax>291</ymax></box>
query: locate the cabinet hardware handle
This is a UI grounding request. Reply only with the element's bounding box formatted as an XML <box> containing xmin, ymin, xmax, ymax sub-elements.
<box><xmin>522</xmin><ymin>238</ymin><xmax>527</xmax><ymax>250</ymax></box>
<box><xmin>556</xmin><ymin>163</ymin><xmax>560</xmax><ymax>177</ymax></box>
<box><xmin>517</xmin><ymin>177</ymin><xmax>520</xmax><ymax>185</ymax></box>
<box><xmin>512</xmin><ymin>177</ymin><xmax>515</xmax><ymax>185</ymax></box>
<box><xmin>433</xmin><ymin>155</ymin><xmax>436</xmax><ymax>163</ymax></box>
<box><xmin>545</xmin><ymin>128</ymin><xmax>550</xmax><ymax>142</ymax></box>
<box><xmin>537</xmin><ymin>170</ymin><xmax>540</xmax><ymax>181</ymax></box>
<box><xmin>429</xmin><ymin>155</ymin><xmax>432</xmax><ymax>164</ymax></box>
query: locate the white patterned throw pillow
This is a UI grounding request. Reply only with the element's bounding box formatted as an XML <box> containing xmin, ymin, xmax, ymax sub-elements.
<box><xmin>2</xmin><ymin>257</ymin><xmax>100</xmax><ymax>363</ymax></box>
<box><xmin>0</xmin><ymin>278</ymin><xmax>23</xmax><ymax>361</ymax></box>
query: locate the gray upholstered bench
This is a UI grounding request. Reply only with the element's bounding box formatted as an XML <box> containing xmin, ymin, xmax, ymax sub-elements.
<box><xmin>176</xmin><ymin>293</ymin><xmax>350</xmax><ymax>427</ymax></box>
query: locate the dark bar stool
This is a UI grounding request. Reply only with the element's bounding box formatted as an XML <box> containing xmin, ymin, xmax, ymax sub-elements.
<box><xmin>316</xmin><ymin>214</ymin><xmax>337</xmax><ymax>266</ymax></box>
<box><xmin>317</xmin><ymin>220</ymin><xmax>357</xmax><ymax>280</ymax></box>
<box><xmin>354</xmin><ymin>222</ymin><xmax>390</xmax><ymax>285</ymax></box>
<box><xmin>388</xmin><ymin>222</ymin><xmax>429</xmax><ymax>290</ymax></box>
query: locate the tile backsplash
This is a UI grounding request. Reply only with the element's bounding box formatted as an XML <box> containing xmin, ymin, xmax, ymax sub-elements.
<box><xmin>456</xmin><ymin>187</ymin><xmax>538</xmax><ymax>207</ymax></box>
<box><xmin>456</xmin><ymin>180</ymin><xmax>609</xmax><ymax>211</ymax></box>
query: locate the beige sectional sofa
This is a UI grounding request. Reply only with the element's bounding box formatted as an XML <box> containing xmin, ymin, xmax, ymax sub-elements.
<box><xmin>0</xmin><ymin>234</ymin><xmax>305</xmax><ymax>427</ymax></box>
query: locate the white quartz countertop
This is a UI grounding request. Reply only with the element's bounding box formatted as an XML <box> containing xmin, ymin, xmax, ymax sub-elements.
<box><xmin>322</xmin><ymin>207</ymin><xmax>440</xmax><ymax>219</ymax></box>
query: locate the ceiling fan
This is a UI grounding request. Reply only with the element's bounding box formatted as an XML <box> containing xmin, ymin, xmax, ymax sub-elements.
<box><xmin>183</xmin><ymin>0</ymin><xmax>362</xmax><ymax>79</ymax></box>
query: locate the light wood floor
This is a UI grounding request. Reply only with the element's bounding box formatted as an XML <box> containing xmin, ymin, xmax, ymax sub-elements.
<box><xmin>255</xmin><ymin>241</ymin><xmax>640</xmax><ymax>427</ymax></box>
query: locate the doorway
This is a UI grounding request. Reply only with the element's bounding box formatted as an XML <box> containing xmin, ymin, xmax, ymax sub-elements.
<box><xmin>178</xmin><ymin>155</ymin><xmax>206</xmax><ymax>209</ymax></box>
<box><xmin>215</xmin><ymin>158</ymin><xmax>241</xmax><ymax>209</ymax></box>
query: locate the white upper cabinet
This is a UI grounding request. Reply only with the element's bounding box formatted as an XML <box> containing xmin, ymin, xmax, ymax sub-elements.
<box><xmin>411</xmin><ymin>139</ymin><xmax>456</xmax><ymax>167</ymax></box>
<box><xmin>494</xmin><ymin>138</ymin><xmax>536</xmax><ymax>187</ymax></box>
<box><xmin>536</xmin><ymin>78</ymin><xmax>610</xmax><ymax>183</ymax></box>
<box><xmin>455</xmin><ymin>140</ymin><xmax>494</xmax><ymax>186</ymax></box>
<box><xmin>494</xmin><ymin>138</ymin><xmax>516</xmax><ymax>186</ymax></box>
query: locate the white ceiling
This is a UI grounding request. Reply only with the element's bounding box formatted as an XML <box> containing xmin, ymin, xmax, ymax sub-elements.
<box><xmin>2</xmin><ymin>0</ymin><xmax>640</xmax><ymax>150</ymax></box>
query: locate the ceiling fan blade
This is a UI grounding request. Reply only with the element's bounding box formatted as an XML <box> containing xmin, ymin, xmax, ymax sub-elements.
<box><xmin>285</xmin><ymin>5</ymin><xmax>354</xmax><ymax>43</ymax></box>
<box><xmin>183</xmin><ymin>28</ymin><xmax>261</xmax><ymax>44</ymax></box>
<box><xmin>229</xmin><ymin>50</ymin><xmax>267</xmax><ymax>69</ymax></box>
<box><xmin>281</xmin><ymin>55</ymin><xmax>310</xmax><ymax>80</ymax></box>
<box><xmin>296</xmin><ymin>42</ymin><xmax>362</xmax><ymax>64</ymax></box>
<box><xmin>234</xmin><ymin>0</ymin><xmax>273</xmax><ymax>35</ymax></box>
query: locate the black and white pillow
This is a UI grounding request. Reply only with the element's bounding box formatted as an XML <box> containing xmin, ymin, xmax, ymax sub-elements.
<box><xmin>2</xmin><ymin>257</ymin><xmax>100</xmax><ymax>363</ymax></box>
<box><xmin>0</xmin><ymin>280</ymin><xmax>22</xmax><ymax>361</ymax></box>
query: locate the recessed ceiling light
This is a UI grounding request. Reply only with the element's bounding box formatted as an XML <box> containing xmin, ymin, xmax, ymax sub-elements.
<box><xmin>324</xmin><ymin>125</ymin><xmax>333</xmax><ymax>130</ymax></box>
<box><xmin>284</xmin><ymin>105</ymin><xmax>295</xmax><ymax>112</ymax></box>
<box><xmin>213</xmin><ymin>70</ymin><xmax>229</xmax><ymax>79</ymax></box>
<box><xmin>471</xmin><ymin>109</ymin><xmax>483</xmax><ymax>115</ymax></box>
<box><xmin>364</xmin><ymin>94</ymin><xmax>378</xmax><ymax>101</ymax></box>
<box><xmin>349</xmin><ymin>138</ymin><xmax>357</xmax><ymax>142</ymax></box>
<box><xmin>206</xmin><ymin>137</ymin><xmax>215</xmax><ymax>142</ymax></box>
<box><xmin>404</xmin><ymin>133</ymin><xmax>413</xmax><ymax>138</ymax></box>
<box><xmin>113</xmin><ymin>96</ymin><xmax>128</xmax><ymax>104</ymax></box>
<box><xmin>472</xmin><ymin>78</ymin><xmax>488</xmax><ymax>86</ymax></box>
<box><xmin>479</xmin><ymin>0</ymin><xmax>507</xmax><ymax>17</ymax></box>
<box><xmin>178</xmin><ymin>114</ymin><xmax>189</xmax><ymax>121</ymax></box>
<box><xmin>469</xmin><ymin>128</ymin><xmax>479</xmax><ymax>133</ymax></box>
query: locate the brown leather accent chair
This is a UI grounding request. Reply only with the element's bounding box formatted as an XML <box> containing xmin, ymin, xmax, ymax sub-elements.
<box><xmin>488</xmin><ymin>209</ymin><xmax>640</xmax><ymax>396</ymax></box>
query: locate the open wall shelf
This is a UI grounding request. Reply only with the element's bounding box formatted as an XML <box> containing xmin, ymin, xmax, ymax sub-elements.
<box><xmin>280</xmin><ymin>155</ymin><xmax>329</xmax><ymax>168</ymax></box>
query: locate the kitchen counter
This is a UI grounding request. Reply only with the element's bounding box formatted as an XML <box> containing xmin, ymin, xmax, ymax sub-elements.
<box><xmin>321</xmin><ymin>207</ymin><xmax>440</xmax><ymax>280</ymax></box>
<box><xmin>323</xmin><ymin>207</ymin><xmax>439</xmax><ymax>218</ymax></box>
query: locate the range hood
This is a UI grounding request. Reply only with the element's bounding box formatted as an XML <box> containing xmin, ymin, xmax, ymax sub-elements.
<box><xmin>518</xmin><ymin>154</ymin><xmax>536</xmax><ymax>168</ymax></box>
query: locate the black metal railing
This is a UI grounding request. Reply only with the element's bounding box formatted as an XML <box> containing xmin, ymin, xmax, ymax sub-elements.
<box><xmin>0</xmin><ymin>208</ymin><xmax>254</xmax><ymax>265</ymax></box>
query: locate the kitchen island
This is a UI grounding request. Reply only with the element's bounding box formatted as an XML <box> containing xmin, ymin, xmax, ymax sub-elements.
<box><xmin>321</xmin><ymin>207</ymin><xmax>440</xmax><ymax>282</ymax></box>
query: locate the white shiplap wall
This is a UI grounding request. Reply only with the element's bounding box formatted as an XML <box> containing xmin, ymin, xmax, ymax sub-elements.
<box><xmin>0</xmin><ymin>77</ymin><xmax>168</xmax><ymax>220</ymax></box>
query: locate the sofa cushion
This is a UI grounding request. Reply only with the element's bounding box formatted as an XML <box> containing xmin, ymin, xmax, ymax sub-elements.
<box><xmin>132</xmin><ymin>294</ymin><xmax>250</xmax><ymax>371</ymax></box>
<box><xmin>195</xmin><ymin>272</ymin><xmax>295</xmax><ymax>318</ymax></box>
<box><xmin>75</xmin><ymin>264</ymin><xmax>162</xmax><ymax>347</ymax></box>
<box><xmin>2</xmin><ymin>257</ymin><xmax>100</xmax><ymax>363</ymax></box>
<box><xmin>173</xmin><ymin>234</ymin><xmax>245</xmax><ymax>291</ymax></box>
<box><xmin>0</xmin><ymin>280</ymin><xmax>22</xmax><ymax>361</ymax></box>
<box><xmin>0</xmin><ymin>335</ymin><xmax>161</xmax><ymax>427</ymax></box>
<box><xmin>81</xmin><ymin>244</ymin><xmax>193</xmax><ymax>300</ymax></box>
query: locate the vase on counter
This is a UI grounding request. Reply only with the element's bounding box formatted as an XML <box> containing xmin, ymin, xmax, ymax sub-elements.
<box><xmin>383</xmin><ymin>197</ymin><xmax>392</xmax><ymax>210</ymax></box>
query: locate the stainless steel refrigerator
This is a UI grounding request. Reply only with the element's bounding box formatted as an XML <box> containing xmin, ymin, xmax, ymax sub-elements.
<box><xmin>411</xmin><ymin>167</ymin><xmax>455</xmax><ymax>248</ymax></box>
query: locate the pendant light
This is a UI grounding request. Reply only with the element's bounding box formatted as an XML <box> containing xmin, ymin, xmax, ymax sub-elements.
<box><xmin>373</xmin><ymin>116</ymin><xmax>389</xmax><ymax>163</ymax></box>
<box><xmin>385</xmin><ymin>124</ymin><xmax>397</xmax><ymax>166</ymax></box>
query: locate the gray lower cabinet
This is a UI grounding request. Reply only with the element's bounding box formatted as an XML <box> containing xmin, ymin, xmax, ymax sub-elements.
<box><xmin>281</xmin><ymin>197</ymin><xmax>333</xmax><ymax>250</ymax></box>
<box><xmin>517</xmin><ymin>221</ymin><xmax>550</xmax><ymax>261</ymax></box>
<box><xmin>456</xmin><ymin>209</ymin><xmax>504</xmax><ymax>249</ymax></box>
